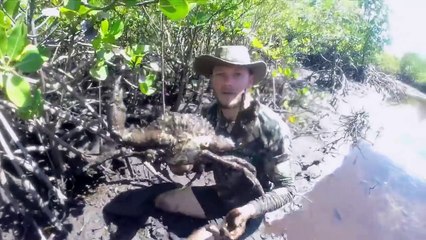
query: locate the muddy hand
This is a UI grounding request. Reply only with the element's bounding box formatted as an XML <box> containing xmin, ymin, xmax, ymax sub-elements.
<box><xmin>220</xmin><ymin>207</ymin><xmax>252</xmax><ymax>240</ymax></box>
<box><xmin>169</xmin><ymin>164</ymin><xmax>194</xmax><ymax>176</ymax></box>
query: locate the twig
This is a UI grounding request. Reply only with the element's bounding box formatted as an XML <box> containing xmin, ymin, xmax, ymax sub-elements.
<box><xmin>0</xmin><ymin>112</ymin><xmax>67</xmax><ymax>204</ymax></box>
<box><xmin>13</xmin><ymin>145</ymin><xmax>48</xmax><ymax>154</ymax></box>
<box><xmin>0</xmin><ymin>165</ymin><xmax>47</xmax><ymax>240</ymax></box>
<box><xmin>136</xmin><ymin>0</ymin><xmax>158</xmax><ymax>6</ymax></box>
<box><xmin>161</xmin><ymin>14</ymin><xmax>166</xmax><ymax>116</ymax></box>
<box><xmin>33</xmin><ymin>120</ymin><xmax>84</xmax><ymax>158</ymax></box>
<box><xmin>142</xmin><ymin>162</ymin><xmax>171</xmax><ymax>183</ymax></box>
<box><xmin>52</xmin><ymin>68</ymin><xmax>108</xmax><ymax>127</ymax></box>
<box><xmin>0</xmin><ymin>127</ymin><xmax>62</xmax><ymax>231</ymax></box>
<box><xmin>44</xmin><ymin>102</ymin><xmax>113</xmax><ymax>142</ymax></box>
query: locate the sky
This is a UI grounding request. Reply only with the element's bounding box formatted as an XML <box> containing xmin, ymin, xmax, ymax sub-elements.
<box><xmin>384</xmin><ymin>0</ymin><xmax>426</xmax><ymax>57</ymax></box>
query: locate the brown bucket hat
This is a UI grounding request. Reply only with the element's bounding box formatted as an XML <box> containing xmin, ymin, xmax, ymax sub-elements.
<box><xmin>193</xmin><ymin>45</ymin><xmax>267</xmax><ymax>84</ymax></box>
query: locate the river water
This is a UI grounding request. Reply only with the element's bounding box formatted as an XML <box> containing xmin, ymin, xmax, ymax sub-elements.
<box><xmin>266</xmin><ymin>93</ymin><xmax>426</xmax><ymax>240</ymax></box>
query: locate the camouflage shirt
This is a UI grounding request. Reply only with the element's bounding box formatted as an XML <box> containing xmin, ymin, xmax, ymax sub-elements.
<box><xmin>201</xmin><ymin>99</ymin><xmax>295</xmax><ymax>216</ymax></box>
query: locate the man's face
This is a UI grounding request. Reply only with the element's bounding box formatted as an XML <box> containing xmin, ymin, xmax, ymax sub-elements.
<box><xmin>211</xmin><ymin>65</ymin><xmax>254</xmax><ymax>109</ymax></box>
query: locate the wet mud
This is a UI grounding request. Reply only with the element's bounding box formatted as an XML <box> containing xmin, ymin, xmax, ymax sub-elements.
<box><xmin>265</xmin><ymin>142</ymin><xmax>426</xmax><ymax>240</ymax></box>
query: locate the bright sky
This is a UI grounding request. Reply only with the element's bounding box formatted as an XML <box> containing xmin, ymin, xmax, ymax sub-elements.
<box><xmin>384</xmin><ymin>0</ymin><xmax>426</xmax><ymax>57</ymax></box>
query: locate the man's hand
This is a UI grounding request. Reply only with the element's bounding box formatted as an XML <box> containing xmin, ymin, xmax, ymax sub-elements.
<box><xmin>221</xmin><ymin>204</ymin><xmax>256</xmax><ymax>240</ymax></box>
<box><xmin>169</xmin><ymin>164</ymin><xmax>193</xmax><ymax>175</ymax></box>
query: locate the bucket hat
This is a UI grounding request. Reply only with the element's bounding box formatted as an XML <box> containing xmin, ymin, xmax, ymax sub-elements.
<box><xmin>193</xmin><ymin>45</ymin><xmax>267</xmax><ymax>84</ymax></box>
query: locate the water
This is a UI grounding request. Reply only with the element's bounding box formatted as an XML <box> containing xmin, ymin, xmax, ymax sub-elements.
<box><xmin>266</xmin><ymin>94</ymin><xmax>426</xmax><ymax>240</ymax></box>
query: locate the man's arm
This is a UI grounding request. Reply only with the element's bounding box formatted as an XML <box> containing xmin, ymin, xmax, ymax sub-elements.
<box><xmin>246</xmin><ymin>123</ymin><xmax>296</xmax><ymax>217</ymax></box>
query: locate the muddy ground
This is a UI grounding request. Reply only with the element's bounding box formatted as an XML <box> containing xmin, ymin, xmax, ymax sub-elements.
<box><xmin>1</xmin><ymin>82</ymin><xmax>390</xmax><ymax>240</ymax></box>
<box><xmin>62</xmin><ymin>84</ymin><xmax>362</xmax><ymax>240</ymax></box>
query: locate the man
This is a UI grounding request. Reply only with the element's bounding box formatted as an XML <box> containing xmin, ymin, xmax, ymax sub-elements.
<box><xmin>154</xmin><ymin>46</ymin><xmax>295</xmax><ymax>239</ymax></box>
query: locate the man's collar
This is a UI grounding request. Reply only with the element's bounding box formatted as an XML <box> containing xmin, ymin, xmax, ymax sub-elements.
<box><xmin>216</xmin><ymin>99</ymin><xmax>260</xmax><ymax>124</ymax></box>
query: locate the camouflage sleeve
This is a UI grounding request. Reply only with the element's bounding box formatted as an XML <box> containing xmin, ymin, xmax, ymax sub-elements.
<box><xmin>247</xmin><ymin>119</ymin><xmax>296</xmax><ymax>217</ymax></box>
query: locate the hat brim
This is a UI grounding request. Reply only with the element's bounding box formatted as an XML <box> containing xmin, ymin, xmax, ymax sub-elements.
<box><xmin>193</xmin><ymin>55</ymin><xmax>267</xmax><ymax>84</ymax></box>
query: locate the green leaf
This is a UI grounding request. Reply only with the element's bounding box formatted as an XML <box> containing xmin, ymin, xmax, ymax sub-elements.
<box><xmin>125</xmin><ymin>44</ymin><xmax>150</xmax><ymax>67</ymax></box>
<box><xmin>145</xmin><ymin>73</ymin><xmax>156</xmax><ymax>86</ymax></box>
<box><xmin>251</xmin><ymin>37</ymin><xmax>264</xmax><ymax>49</ymax></box>
<box><xmin>159</xmin><ymin>0</ymin><xmax>190</xmax><ymax>21</ymax></box>
<box><xmin>92</xmin><ymin>36</ymin><xmax>102</xmax><ymax>50</ymax></box>
<box><xmin>103</xmin><ymin>34</ymin><xmax>116</xmax><ymax>44</ymax></box>
<box><xmin>139</xmin><ymin>82</ymin><xmax>148</xmax><ymax>93</ymax></box>
<box><xmin>243</xmin><ymin>22</ymin><xmax>251</xmax><ymax>28</ymax></box>
<box><xmin>5</xmin><ymin>74</ymin><xmax>31</xmax><ymax>108</ymax></box>
<box><xmin>77</xmin><ymin>5</ymin><xmax>91</xmax><ymax>15</ymax></box>
<box><xmin>298</xmin><ymin>87</ymin><xmax>310</xmax><ymax>96</ymax></box>
<box><xmin>0</xmin><ymin>10</ymin><xmax>12</xmax><ymax>29</ymax></box>
<box><xmin>282</xmin><ymin>100</ymin><xmax>290</xmax><ymax>110</ymax></box>
<box><xmin>100</xmin><ymin>19</ymin><xmax>109</xmax><ymax>37</ymax></box>
<box><xmin>37</xmin><ymin>46</ymin><xmax>51</xmax><ymax>62</ymax></box>
<box><xmin>187</xmin><ymin>0</ymin><xmax>208</xmax><ymax>3</ymax></box>
<box><xmin>0</xmin><ymin>27</ymin><xmax>7</xmax><ymax>58</ymax></box>
<box><xmin>59</xmin><ymin>7</ymin><xmax>79</xmax><ymax>19</ymax></box>
<box><xmin>18</xmin><ymin>88</ymin><xmax>44</xmax><ymax>120</ymax></box>
<box><xmin>102</xmin><ymin>51</ymin><xmax>114</xmax><ymax>62</ymax></box>
<box><xmin>14</xmin><ymin>45</ymin><xmax>45</xmax><ymax>73</ymax></box>
<box><xmin>121</xmin><ymin>0</ymin><xmax>138</xmax><ymax>6</ymax></box>
<box><xmin>288</xmin><ymin>115</ymin><xmax>297</xmax><ymax>124</ymax></box>
<box><xmin>3</xmin><ymin>0</ymin><xmax>20</xmax><ymax>18</ymax></box>
<box><xmin>65</xmin><ymin>0</ymin><xmax>81</xmax><ymax>11</ymax></box>
<box><xmin>283</xmin><ymin>67</ymin><xmax>292</xmax><ymax>77</ymax></box>
<box><xmin>6</xmin><ymin>20</ymin><xmax>28</xmax><ymax>61</ymax></box>
<box><xmin>139</xmin><ymin>82</ymin><xmax>156</xmax><ymax>95</ymax></box>
<box><xmin>90</xmin><ymin>62</ymin><xmax>108</xmax><ymax>81</ymax></box>
<box><xmin>110</xmin><ymin>20</ymin><xmax>124</xmax><ymax>39</ymax></box>
<box><xmin>131</xmin><ymin>44</ymin><xmax>150</xmax><ymax>55</ymax></box>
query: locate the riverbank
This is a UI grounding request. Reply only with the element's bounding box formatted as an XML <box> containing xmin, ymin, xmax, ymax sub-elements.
<box><xmin>264</xmin><ymin>82</ymin><xmax>426</xmax><ymax>240</ymax></box>
<box><xmin>16</xmin><ymin>81</ymin><xmax>422</xmax><ymax>240</ymax></box>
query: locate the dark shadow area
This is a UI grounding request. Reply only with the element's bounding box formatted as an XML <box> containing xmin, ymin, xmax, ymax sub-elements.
<box><xmin>102</xmin><ymin>182</ymin><xmax>210</xmax><ymax>240</ymax></box>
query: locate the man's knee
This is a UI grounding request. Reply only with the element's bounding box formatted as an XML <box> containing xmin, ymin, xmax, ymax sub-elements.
<box><xmin>154</xmin><ymin>190</ymin><xmax>175</xmax><ymax>212</ymax></box>
<box><xmin>154</xmin><ymin>187</ymin><xmax>207</xmax><ymax>219</ymax></box>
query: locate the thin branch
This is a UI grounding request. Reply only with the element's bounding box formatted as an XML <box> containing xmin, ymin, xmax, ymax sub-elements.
<box><xmin>161</xmin><ymin>14</ymin><xmax>166</xmax><ymax>116</ymax></box>
<box><xmin>50</xmin><ymin>68</ymin><xmax>108</xmax><ymax>127</ymax></box>
<box><xmin>33</xmin><ymin>121</ymin><xmax>85</xmax><ymax>158</ymax></box>
<box><xmin>136</xmin><ymin>0</ymin><xmax>158</xmax><ymax>6</ymax></box>
<box><xmin>0</xmin><ymin>128</ymin><xmax>62</xmax><ymax>231</ymax></box>
<box><xmin>0</xmin><ymin>112</ymin><xmax>67</xmax><ymax>204</ymax></box>
<box><xmin>0</xmin><ymin>166</ymin><xmax>47</xmax><ymax>240</ymax></box>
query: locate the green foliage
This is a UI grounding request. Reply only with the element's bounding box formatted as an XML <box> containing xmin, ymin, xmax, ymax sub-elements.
<box><xmin>245</xmin><ymin>0</ymin><xmax>388</xmax><ymax>77</ymax></box>
<box><xmin>15</xmin><ymin>45</ymin><xmax>45</xmax><ymax>73</ymax></box>
<box><xmin>375</xmin><ymin>52</ymin><xmax>400</xmax><ymax>75</ymax></box>
<box><xmin>6</xmin><ymin>20</ymin><xmax>28</xmax><ymax>61</ymax></box>
<box><xmin>159</xmin><ymin>0</ymin><xmax>190</xmax><ymax>20</ymax></box>
<box><xmin>0</xmin><ymin>0</ymin><xmax>391</xmax><ymax>119</ymax></box>
<box><xmin>4</xmin><ymin>73</ymin><xmax>31</xmax><ymax>108</ymax></box>
<box><xmin>3</xmin><ymin>0</ymin><xmax>20</xmax><ymax>17</ymax></box>
<box><xmin>0</xmin><ymin>10</ymin><xmax>46</xmax><ymax>119</ymax></box>
<box><xmin>139</xmin><ymin>73</ymin><xmax>157</xmax><ymax>95</ymax></box>
<box><xmin>400</xmin><ymin>53</ymin><xmax>426</xmax><ymax>83</ymax></box>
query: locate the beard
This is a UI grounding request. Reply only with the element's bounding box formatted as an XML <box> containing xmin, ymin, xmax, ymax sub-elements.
<box><xmin>214</xmin><ymin>92</ymin><xmax>244</xmax><ymax>109</ymax></box>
